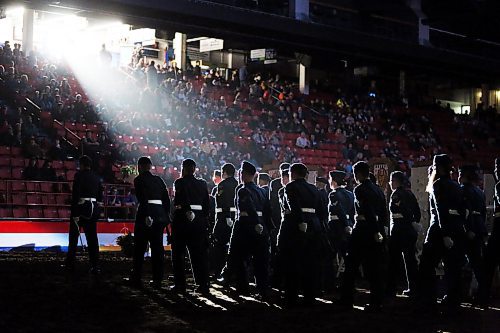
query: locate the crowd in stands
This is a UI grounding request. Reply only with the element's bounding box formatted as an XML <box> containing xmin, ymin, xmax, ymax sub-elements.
<box><xmin>1</xmin><ymin>40</ymin><xmax>499</xmax><ymax>194</ymax></box>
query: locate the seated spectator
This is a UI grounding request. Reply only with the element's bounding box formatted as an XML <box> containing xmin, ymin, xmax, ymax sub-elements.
<box><xmin>48</xmin><ymin>139</ymin><xmax>66</xmax><ymax>161</ymax></box>
<box><xmin>23</xmin><ymin>137</ymin><xmax>43</xmax><ymax>159</ymax></box>
<box><xmin>40</xmin><ymin>160</ymin><xmax>57</xmax><ymax>181</ymax></box>
<box><xmin>295</xmin><ymin>131</ymin><xmax>311</xmax><ymax>148</ymax></box>
<box><xmin>24</xmin><ymin>158</ymin><xmax>40</xmax><ymax>180</ymax></box>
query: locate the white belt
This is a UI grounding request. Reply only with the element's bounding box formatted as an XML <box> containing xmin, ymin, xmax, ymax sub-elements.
<box><xmin>215</xmin><ymin>207</ymin><xmax>236</xmax><ymax>213</ymax></box>
<box><xmin>240</xmin><ymin>211</ymin><xmax>262</xmax><ymax>217</ymax></box>
<box><xmin>329</xmin><ymin>215</ymin><xmax>339</xmax><ymax>221</ymax></box>
<box><xmin>79</xmin><ymin>197</ymin><xmax>96</xmax><ymax>204</ymax></box>
<box><xmin>471</xmin><ymin>211</ymin><xmax>481</xmax><ymax>215</ymax></box>
<box><xmin>494</xmin><ymin>212</ymin><xmax>500</xmax><ymax>218</ymax></box>
<box><xmin>190</xmin><ymin>205</ymin><xmax>203</xmax><ymax>211</ymax></box>
<box><xmin>148</xmin><ymin>200</ymin><xmax>162</xmax><ymax>205</ymax></box>
<box><xmin>391</xmin><ymin>213</ymin><xmax>404</xmax><ymax>219</ymax></box>
<box><xmin>449</xmin><ymin>209</ymin><xmax>460</xmax><ymax>216</ymax></box>
<box><xmin>301</xmin><ymin>208</ymin><xmax>316</xmax><ymax>213</ymax></box>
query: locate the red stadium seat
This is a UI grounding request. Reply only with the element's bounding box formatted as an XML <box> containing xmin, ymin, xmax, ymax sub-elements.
<box><xmin>13</xmin><ymin>208</ymin><xmax>28</xmax><ymax>218</ymax></box>
<box><xmin>11</xmin><ymin>181</ymin><xmax>26</xmax><ymax>192</ymax></box>
<box><xmin>0</xmin><ymin>146</ymin><xmax>11</xmax><ymax>155</ymax></box>
<box><xmin>28</xmin><ymin>208</ymin><xmax>43</xmax><ymax>219</ymax></box>
<box><xmin>26</xmin><ymin>182</ymin><xmax>40</xmax><ymax>192</ymax></box>
<box><xmin>40</xmin><ymin>182</ymin><xmax>53</xmax><ymax>192</ymax></box>
<box><xmin>0</xmin><ymin>168</ymin><xmax>12</xmax><ymax>179</ymax></box>
<box><xmin>10</xmin><ymin>147</ymin><xmax>21</xmax><ymax>156</ymax></box>
<box><xmin>52</xmin><ymin>161</ymin><xmax>64</xmax><ymax>169</ymax></box>
<box><xmin>12</xmin><ymin>194</ymin><xmax>26</xmax><ymax>205</ymax></box>
<box><xmin>0</xmin><ymin>157</ymin><xmax>11</xmax><ymax>166</ymax></box>
<box><xmin>66</xmin><ymin>170</ymin><xmax>76</xmax><ymax>181</ymax></box>
<box><xmin>58</xmin><ymin>208</ymin><xmax>71</xmax><ymax>219</ymax></box>
<box><xmin>12</xmin><ymin>168</ymin><xmax>23</xmax><ymax>179</ymax></box>
<box><xmin>43</xmin><ymin>208</ymin><xmax>59</xmax><ymax>218</ymax></box>
<box><xmin>0</xmin><ymin>208</ymin><xmax>13</xmax><ymax>217</ymax></box>
<box><xmin>63</xmin><ymin>161</ymin><xmax>76</xmax><ymax>170</ymax></box>
<box><xmin>27</xmin><ymin>194</ymin><xmax>42</xmax><ymax>204</ymax></box>
<box><xmin>56</xmin><ymin>195</ymin><xmax>70</xmax><ymax>205</ymax></box>
<box><xmin>10</xmin><ymin>158</ymin><xmax>25</xmax><ymax>167</ymax></box>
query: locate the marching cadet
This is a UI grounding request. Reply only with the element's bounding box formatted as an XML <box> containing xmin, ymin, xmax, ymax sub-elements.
<box><xmin>327</xmin><ymin>171</ymin><xmax>354</xmax><ymax>284</ymax></box>
<box><xmin>229</xmin><ymin>161</ymin><xmax>273</xmax><ymax>298</ymax></box>
<box><xmin>258</xmin><ymin>172</ymin><xmax>271</xmax><ymax>199</ymax></box>
<box><xmin>459</xmin><ymin>165</ymin><xmax>487</xmax><ymax>294</ymax></box>
<box><xmin>171</xmin><ymin>159</ymin><xmax>210</xmax><ymax>294</ymax></box>
<box><xmin>270</xmin><ymin>163</ymin><xmax>290</xmax><ymax>234</ymax></box>
<box><xmin>340</xmin><ymin>161</ymin><xmax>388</xmax><ymax>311</ymax></box>
<box><xmin>477</xmin><ymin>158</ymin><xmax>500</xmax><ymax>306</ymax></box>
<box><xmin>212</xmin><ymin>163</ymin><xmax>238</xmax><ymax>279</ymax></box>
<box><xmin>209</xmin><ymin>170</ymin><xmax>222</xmax><ymax>229</ymax></box>
<box><xmin>417</xmin><ymin>154</ymin><xmax>466</xmax><ymax>310</ymax></box>
<box><xmin>281</xmin><ymin>163</ymin><xmax>327</xmax><ymax>306</ymax></box>
<box><xmin>65</xmin><ymin>155</ymin><xmax>103</xmax><ymax>274</ymax></box>
<box><xmin>130</xmin><ymin>157</ymin><xmax>171</xmax><ymax>288</ymax></box>
<box><xmin>386</xmin><ymin>171</ymin><xmax>421</xmax><ymax>297</ymax></box>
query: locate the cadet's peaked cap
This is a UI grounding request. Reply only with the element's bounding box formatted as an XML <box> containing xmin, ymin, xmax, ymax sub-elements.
<box><xmin>182</xmin><ymin>158</ymin><xmax>196</xmax><ymax>168</ymax></box>
<box><xmin>258</xmin><ymin>173</ymin><xmax>271</xmax><ymax>182</ymax></box>
<box><xmin>138</xmin><ymin>156</ymin><xmax>152</xmax><ymax>166</ymax></box>
<box><xmin>316</xmin><ymin>176</ymin><xmax>328</xmax><ymax>185</ymax></box>
<box><xmin>459</xmin><ymin>165</ymin><xmax>479</xmax><ymax>180</ymax></box>
<box><xmin>329</xmin><ymin>170</ymin><xmax>346</xmax><ymax>184</ymax></box>
<box><xmin>279</xmin><ymin>163</ymin><xmax>291</xmax><ymax>174</ymax></box>
<box><xmin>433</xmin><ymin>154</ymin><xmax>452</xmax><ymax>170</ymax></box>
<box><xmin>290</xmin><ymin>163</ymin><xmax>308</xmax><ymax>175</ymax></box>
<box><xmin>241</xmin><ymin>161</ymin><xmax>256</xmax><ymax>175</ymax></box>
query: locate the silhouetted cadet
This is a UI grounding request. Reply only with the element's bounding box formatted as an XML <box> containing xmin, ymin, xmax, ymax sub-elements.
<box><xmin>341</xmin><ymin>161</ymin><xmax>388</xmax><ymax>311</ymax></box>
<box><xmin>171</xmin><ymin>159</ymin><xmax>210</xmax><ymax>294</ymax></box>
<box><xmin>229</xmin><ymin>161</ymin><xmax>272</xmax><ymax>298</ymax></box>
<box><xmin>66</xmin><ymin>155</ymin><xmax>103</xmax><ymax>273</ymax></box>
<box><xmin>386</xmin><ymin>171</ymin><xmax>421</xmax><ymax>297</ymax></box>
<box><xmin>130</xmin><ymin>156</ymin><xmax>171</xmax><ymax>288</ymax></box>
<box><xmin>417</xmin><ymin>154</ymin><xmax>467</xmax><ymax>309</ymax></box>
<box><xmin>212</xmin><ymin>163</ymin><xmax>238</xmax><ymax>279</ymax></box>
<box><xmin>327</xmin><ymin>170</ymin><xmax>354</xmax><ymax>287</ymax></box>
<box><xmin>477</xmin><ymin>158</ymin><xmax>500</xmax><ymax>306</ymax></box>
<box><xmin>281</xmin><ymin>163</ymin><xmax>327</xmax><ymax>306</ymax></box>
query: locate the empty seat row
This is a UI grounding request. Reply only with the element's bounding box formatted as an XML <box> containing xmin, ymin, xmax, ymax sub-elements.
<box><xmin>0</xmin><ymin>207</ymin><xmax>71</xmax><ymax>219</ymax></box>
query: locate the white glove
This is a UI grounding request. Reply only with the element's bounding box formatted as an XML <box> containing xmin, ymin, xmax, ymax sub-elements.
<box><xmin>412</xmin><ymin>222</ymin><xmax>422</xmax><ymax>233</ymax></box>
<box><xmin>374</xmin><ymin>232</ymin><xmax>384</xmax><ymax>243</ymax></box>
<box><xmin>344</xmin><ymin>226</ymin><xmax>353</xmax><ymax>235</ymax></box>
<box><xmin>466</xmin><ymin>231</ymin><xmax>476</xmax><ymax>240</ymax></box>
<box><xmin>298</xmin><ymin>222</ymin><xmax>308</xmax><ymax>233</ymax></box>
<box><xmin>145</xmin><ymin>216</ymin><xmax>153</xmax><ymax>227</ymax></box>
<box><xmin>226</xmin><ymin>218</ymin><xmax>234</xmax><ymax>228</ymax></box>
<box><xmin>73</xmin><ymin>216</ymin><xmax>80</xmax><ymax>224</ymax></box>
<box><xmin>254</xmin><ymin>224</ymin><xmax>264</xmax><ymax>235</ymax></box>
<box><xmin>443</xmin><ymin>236</ymin><xmax>454</xmax><ymax>249</ymax></box>
<box><xmin>186</xmin><ymin>211</ymin><xmax>196</xmax><ymax>222</ymax></box>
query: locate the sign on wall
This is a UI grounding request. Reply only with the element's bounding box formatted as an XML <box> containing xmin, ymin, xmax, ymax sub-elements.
<box><xmin>200</xmin><ymin>38</ymin><xmax>224</xmax><ymax>52</ymax></box>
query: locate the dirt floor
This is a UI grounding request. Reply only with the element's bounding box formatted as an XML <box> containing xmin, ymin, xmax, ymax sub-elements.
<box><xmin>0</xmin><ymin>251</ymin><xmax>499</xmax><ymax>333</ymax></box>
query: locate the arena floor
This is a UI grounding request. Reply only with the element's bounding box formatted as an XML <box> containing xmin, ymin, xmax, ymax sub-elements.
<box><xmin>0</xmin><ymin>252</ymin><xmax>499</xmax><ymax>333</ymax></box>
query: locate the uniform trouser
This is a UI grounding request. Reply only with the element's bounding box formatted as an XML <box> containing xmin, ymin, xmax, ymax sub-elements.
<box><xmin>66</xmin><ymin>204</ymin><xmax>99</xmax><ymax>268</ymax></box>
<box><xmin>212</xmin><ymin>218</ymin><xmax>232</xmax><ymax>277</ymax></box>
<box><xmin>171</xmin><ymin>225</ymin><xmax>210</xmax><ymax>290</ymax></box>
<box><xmin>387</xmin><ymin>227</ymin><xmax>418</xmax><ymax>294</ymax></box>
<box><xmin>132</xmin><ymin>219</ymin><xmax>166</xmax><ymax>283</ymax></box>
<box><xmin>465</xmin><ymin>235</ymin><xmax>485</xmax><ymax>286</ymax></box>
<box><xmin>341</xmin><ymin>231</ymin><xmax>385</xmax><ymax>306</ymax></box>
<box><xmin>283</xmin><ymin>231</ymin><xmax>321</xmax><ymax>304</ymax></box>
<box><xmin>228</xmin><ymin>225</ymin><xmax>270</xmax><ymax>295</ymax></box>
<box><xmin>478</xmin><ymin>231</ymin><xmax>500</xmax><ymax>301</ymax></box>
<box><xmin>417</xmin><ymin>227</ymin><xmax>465</xmax><ymax>305</ymax></box>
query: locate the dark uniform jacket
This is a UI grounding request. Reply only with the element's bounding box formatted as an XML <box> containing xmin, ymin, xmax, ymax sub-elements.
<box><xmin>353</xmin><ymin>179</ymin><xmax>388</xmax><ymax>236</ymax></box>
<box><xmin>236</xmin><ymin>182</ymin><xmax>273</xmax><ymax>233</ymax></box>
<box><xmin>462</xmin><ymin>183</ymin><xmax>487</xmax><ymax>236</ymax></box>
<box><xmin>494</xmin><ymin>182</ymin><xmax>500</xmax><ymax>232</ymax></box>
<box><xmin>284</xmin><ymin>178</ymin><xmax>327</xmax><ymax>234</ymax></box>
<box><xmin>389</xmin><ymin>186</ymin><xmax>421</xmax><ymax>235</ymax></box>
<box><xmin>328</xmin><ymin>187</ymin><xmax>355</xmax><ymax>228</ymax></box>
<box><xmin>430</xmin><ymin>176</ymin><xmax>466</xmax><ymax>238</ymax></box>
<box><xmin>269</xmin><ymin>178</ymin><xmax>283</xmax><ymax>230</ymax></box>
<box><xmin>173</xmin><ymin>175</ymin><xmax>210</xmax><ymax>229</ymax></box>
<box><xmin>71</xmin><ymin>169</ymin><xmax>103</xmax><ymax>216</ymax></box>
<box><xmin>134</xmin><ymin>171</ymin><xmax>170</xmax><ymax>222</ymax></box>
<box><xmin>215</xmin><ymin>177</ymin><xmax>238</xmax><ymax>225</ymax></box>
